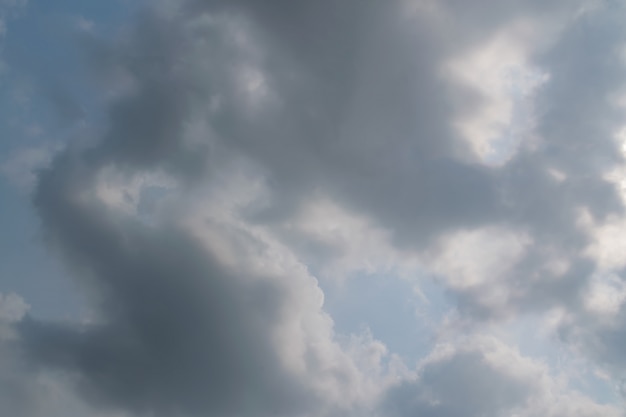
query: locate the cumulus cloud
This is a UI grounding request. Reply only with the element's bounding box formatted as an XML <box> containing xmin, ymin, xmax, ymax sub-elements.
<box><xmin>2</xmin><ymin>0</ymin><xmax>626</xmax><ymax>416</ymax></box>
<box><xmin>383</xmin><ymin>336</ymin><xmax>622</xmax><ymax>417</ymax></box>
<box><xmin>4</xmin><ymin>5</ymin><xmax>398</xmax><ymax>417</ymax></box>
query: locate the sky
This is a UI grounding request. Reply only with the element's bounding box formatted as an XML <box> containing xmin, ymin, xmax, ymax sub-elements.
<box><xmin>1</xmin><ymin>0</ymin><xmax>626</xmax><ymax>416</ymax></box>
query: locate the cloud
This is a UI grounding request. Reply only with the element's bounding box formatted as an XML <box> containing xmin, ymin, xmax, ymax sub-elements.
<box><xmin>0</xmin><ymin>292</ymin><xmax>28</xmax><ymax>342</ymax></box>
<box><xmin>382</xmin><ymin>336</ymin><xmax>622</xmax><ymax>417</ymax></box>
<box><xmin>1</xmin><ymin>145</ymin><xmax>56</xmax><ymax>192</ymax></box>
<box><xmin>3</xmin><ymin>0</ymin><xmax>626</xmax><ymax>416</ymax></box>
<box><xmin>0</xmin><ymin>294</ymin><xmax>100</xmax><ymax>417</ymax></box>
<box><xmin>7</xmin><ymin>9</ymin><xmax>400</xmax><ymax>416</ymax></box>
<box><xmin>0</xmin><ymin>293</ymin><xmax>28</xmax><ymax>323</ymax></box>
<box><xmin>0</xmin><ymin>0</ymin><xmax>27</xmax><ymax>61</ymax></box>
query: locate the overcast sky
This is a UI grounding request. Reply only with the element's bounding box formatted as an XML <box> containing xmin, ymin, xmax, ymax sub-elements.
<box><xmin>2</xmin><ymin>0</ymin><xmax>626</xmax><ymax>416</ymax></box>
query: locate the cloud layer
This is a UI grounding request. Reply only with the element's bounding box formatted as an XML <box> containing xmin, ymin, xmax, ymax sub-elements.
<box><xmin>2</xmin><ymin>0</ymin><xmax>626</xmax><ymax>416</ymax></box>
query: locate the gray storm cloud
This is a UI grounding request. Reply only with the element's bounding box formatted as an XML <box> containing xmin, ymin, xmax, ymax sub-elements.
<box><xmin>2</xmin><ymin>0</ymin><xmax>626</xmax><ymax>416</ymax></box>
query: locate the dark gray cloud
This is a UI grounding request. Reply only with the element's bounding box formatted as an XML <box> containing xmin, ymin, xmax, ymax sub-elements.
<box><xmin>173</xmin><ymin>0</ymin><xmax>626</xmax><ymax>326</ymax></box>
<box><xmin>3</xmin><ymin>0</ymin><xmax>626</xmax><ymax>416</ymax></box>
<box><xmin>13</xmin><ymin>22</ymin><xmax>323</xmax><ymax>411</ymax></box>
<box><xmin>0</xmin><ymin>345</ymin><xmax>40</xmax><ymax>417</ymax></box>
<box><xmin>171</xmin><ymin>0</ymin><xmax>503</xmax><ymax>244</ymax></box>
<box><xmin>0</xmin><ymin>294</ymin><xmax>36</xmax><ymax>417</ymax></box>
<box><xmin>6</xmin><ymin>7</ymin><xmax>323</xmax><ymax>417</ymax></box>
<box><xmin>17</xmin><ymin>222</ymin><xmax>313</xmax><ymax>417</ymax></box>
<box><xmin>172</xmin><ymin>0</ymin><xmax>625</xmax><ymax>264</ymax></box>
